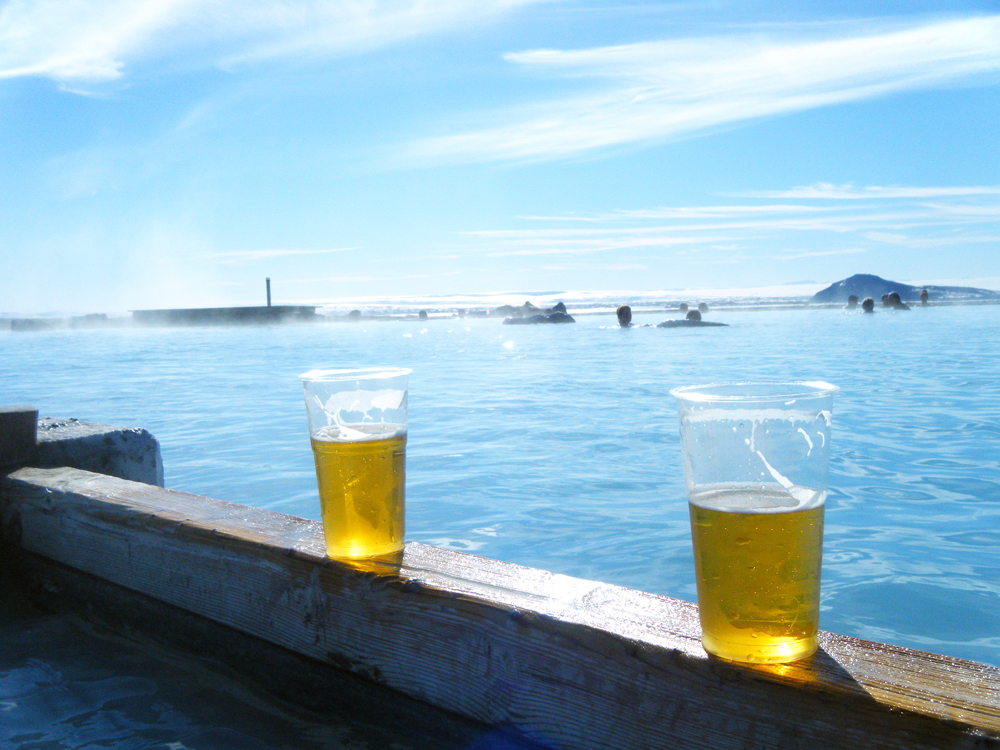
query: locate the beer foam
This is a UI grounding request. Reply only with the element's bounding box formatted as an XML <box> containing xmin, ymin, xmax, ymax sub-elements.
<box><xmin>689</xmin><ymin>484</ymin><xmax>826</xmax><ymax>513</ymax></box>
<box><xmin>313</xmin><ymin>422</ymin><xmax>406</xmax><ymax>442</ymax></box>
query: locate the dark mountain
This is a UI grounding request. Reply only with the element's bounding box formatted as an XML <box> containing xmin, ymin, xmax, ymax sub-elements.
<box><xmin>811</xmin><ymin>274</ymin><xmax>1000</xmax><ymax>304</ymax></box>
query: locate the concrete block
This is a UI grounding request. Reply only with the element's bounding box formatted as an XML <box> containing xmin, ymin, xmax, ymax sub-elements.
<box><xmin>35</xmin><ymin>418</ymin><xmax>164</xmax><ymax>486</ymax></box>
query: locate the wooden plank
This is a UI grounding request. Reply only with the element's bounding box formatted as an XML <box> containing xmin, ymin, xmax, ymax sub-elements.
<box><xmin>2</xmin><ymin>466</ymin><xmax>998</xmax><ymax>750</ymax></box>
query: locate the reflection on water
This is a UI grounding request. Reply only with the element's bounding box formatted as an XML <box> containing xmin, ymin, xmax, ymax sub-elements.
<box><xmin>2</xmin><ymin>305</ymin><xmax>999</xmax><ymax>670</ymax></box>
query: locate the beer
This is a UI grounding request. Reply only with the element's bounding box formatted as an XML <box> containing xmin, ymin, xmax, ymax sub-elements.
<box><xmin>689</xmin><ymin>487</ymin><xmax>824</xmax><ymax>663</ymax></box>
<box><xmin>310</xmin><ymin>424</ymin><xmax>406</xmax><ymax>559</ymax></box>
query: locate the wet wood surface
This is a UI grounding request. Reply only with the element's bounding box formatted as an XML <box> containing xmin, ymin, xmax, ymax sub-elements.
<box><xmin>2</xmin><ymin>466</ymin><xmax>998</xmax><ymax>750</ymax></box>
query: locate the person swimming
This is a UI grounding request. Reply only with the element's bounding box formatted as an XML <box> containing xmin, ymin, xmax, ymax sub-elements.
<box><xmin>503</xmin><ymin>311</ymin><xmax>575</xmax><ymax>324</ymax></box>
<box><xmin>846</xmin><ymin>295</ymin><xmax>858</xmax><ymax>309</ymax></box>
<box><xmin>657</xmin><ymin>309</ymin><xmax>727</xmax><ymax>328</ymax></box>
<box><xmin>862</xmin><ymin>297</ymin><xmax>875</xmax><ymax>313</ymax></box>
<box><xmin>888</xmin><ymin>292</ymin><xmax>910</xmax><ymax>310</ymax></box>
<box><xmin>616</xmin><ymin>305</ymin><xmax>632</xmax><ymax>327</ymax></box>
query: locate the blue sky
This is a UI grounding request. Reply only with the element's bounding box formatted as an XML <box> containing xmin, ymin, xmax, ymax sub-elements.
<box><xmin>2</xmin><ymin>1</ymin><xmax>999</xmax><ymax>314</ymax></box>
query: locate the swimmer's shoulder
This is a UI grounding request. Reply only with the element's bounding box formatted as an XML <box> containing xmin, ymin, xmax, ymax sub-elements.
<box><xmin>657</xmin><ymin>320</ymin><xmax>728</xmax><ymax>328</ymax></box>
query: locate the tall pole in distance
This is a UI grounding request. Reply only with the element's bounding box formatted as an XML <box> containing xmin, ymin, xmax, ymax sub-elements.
<box><xmin>266</xmin><ymin>277</ymin><xmax>272</xmax><ymax>307</ymax></box>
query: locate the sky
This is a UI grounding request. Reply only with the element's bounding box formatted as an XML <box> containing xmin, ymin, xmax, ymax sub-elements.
<box><xmin>2</xmin><ymin>0</ymin><xmax>999</xmax><ymax>314</ymax></box>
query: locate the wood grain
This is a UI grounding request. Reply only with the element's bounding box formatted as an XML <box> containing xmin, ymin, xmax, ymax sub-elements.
<box><xmin>2</xmin><ymin>466</ymin><xmax>998</xmax><ymax>750</ymax></box>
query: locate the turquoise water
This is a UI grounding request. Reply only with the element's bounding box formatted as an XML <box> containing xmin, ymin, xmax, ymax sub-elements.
<box><xmin>2</xmin><ymin>303</ymin><xmax>999</xmax><ymax>670</ymax></box>
<box><xmin>0</xmin><ymin>593</ymin><xmax>336</xmax><ymax>749</ymax></box>
<box><xmin>0</xmin><ymin>576</ymin><xmax>481</xmax><ymax>749</ymax></box>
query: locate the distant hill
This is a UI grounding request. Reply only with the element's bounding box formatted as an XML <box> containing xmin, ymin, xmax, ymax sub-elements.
<box><xmin>810</xmin><ymin>274</ymin><xmax>1000</xmax><ymax>304</ymax></box>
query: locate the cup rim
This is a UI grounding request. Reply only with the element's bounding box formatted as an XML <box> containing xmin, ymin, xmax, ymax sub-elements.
<box><xmin>669</xmin><ymin>380</ymin><xmax>839</xmax><ymax>403</ymax></box>
<box><xmin>299</xmin><ymin>367</ymin><xmax>412</xmax><ymax>382</ymax></box>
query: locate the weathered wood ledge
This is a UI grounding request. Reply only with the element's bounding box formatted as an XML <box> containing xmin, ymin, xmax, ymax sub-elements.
<box><xmin>1</xmin><ymin>465</ymin><xmax>998</xmax><ymax>749</ymax></box>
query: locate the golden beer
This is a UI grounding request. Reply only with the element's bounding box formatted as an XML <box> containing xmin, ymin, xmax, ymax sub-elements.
<box><xmin>689</xmin><ymin>489</ymin><xmax>824</xmax><ymax>663</ymax></box>
<box><xmin>310</xmin><ymin>425</ymin><xmax>406</xmax><ymax>559</ymax></box>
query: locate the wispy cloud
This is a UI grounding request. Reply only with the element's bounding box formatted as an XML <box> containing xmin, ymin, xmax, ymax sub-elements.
<box><xmin>210</xmin><ymin>247</ymin><xmax>356</xmax><ymax>263</ymax></box>
<box><xmin>407</xmin><ymin>15</ymin><xmax>1000</xmax><ymax>164</ymax></box>
<box><xmin>777</xmin><ymin>247</ymin><xmax>868</xmax><ymax>260</ymax></box>
<box><xmin>539</xmin><ymin>262</ymin><xmax>648</xmax><ymax>272</ymax></box>
<box><xmin>287</xmin><ymin>272</ymin><xmax>438</xmax><ymax>283</ymax></box>
<box><xmin>479</xmin><ymin>234</ymin><xmax>731</xmax><ymax>257</ymax></box>
<box><xmin>0</xmin><ymin>0</ymin><xmax>202</xmax><ymax>84</ymax></box>
<box><xmin>215</xmin><ymin>0</ymin><xmax>538</xmax><ymax>68</ymax></box>
<box><xmin>735</xmin><ymin>183</ymin><xmax>1000</xmax><ymax>200</ymax></box>
<box><xmin>449</xmin><ymin>182</ymin><xmax>1000</xmax><ymax>267</ymax></box>
<box><xmin>863</xmin><ymin>231</ymin><xmax>1000</xmax><ymax>248</ymax></box>
<box><xmin>0</xmin><ymin>0</ymin><xmax>537</xmax><ymax>86</ymax></box>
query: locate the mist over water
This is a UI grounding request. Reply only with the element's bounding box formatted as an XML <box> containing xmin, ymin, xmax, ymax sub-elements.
<box><xmin>2</xmin><ymin>301</ymin><xmax>1000</xmax><ymax>668</ymax></box>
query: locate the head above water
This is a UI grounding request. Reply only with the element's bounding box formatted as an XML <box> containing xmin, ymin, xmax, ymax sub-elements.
<box><xmin>686</xmin><ymin>309</ymin><xmax>702</xmax><ymax>322</ymax></box>
<box><xmin>888</xmin><ymin>291</ymin><xmax>911</xmax><ymax>310</ymax></box>
<box><xmin>616</xmin><ymin>305</ymin><xmax>632</xmax><ymax>327</ymax></box>
<box><xmin>862</xmin><ymin>297</ymin><xmax>875</xmax><ymax>313</ymax></box>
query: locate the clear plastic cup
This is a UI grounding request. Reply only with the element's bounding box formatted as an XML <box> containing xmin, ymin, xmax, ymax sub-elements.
<box><xmin>671</xmin><ymin>381</ymin><xmax>838</xmax><ymax>663</ymax></box>
<box><xmin>300</xmin><ymin>368</ymin><xmax>410</xmax><ymax>559</ymax></box>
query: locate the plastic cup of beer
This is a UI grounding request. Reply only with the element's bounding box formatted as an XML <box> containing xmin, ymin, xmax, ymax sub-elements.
<box><xmin>670</xmin><ymin>381</ymin><xmax>838</xmax><ymax>664</ymax></box>
<box><xmin>300</xmin><ymin>367</ymin><xmax>410</xmax><ymax>559</ymax></box>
